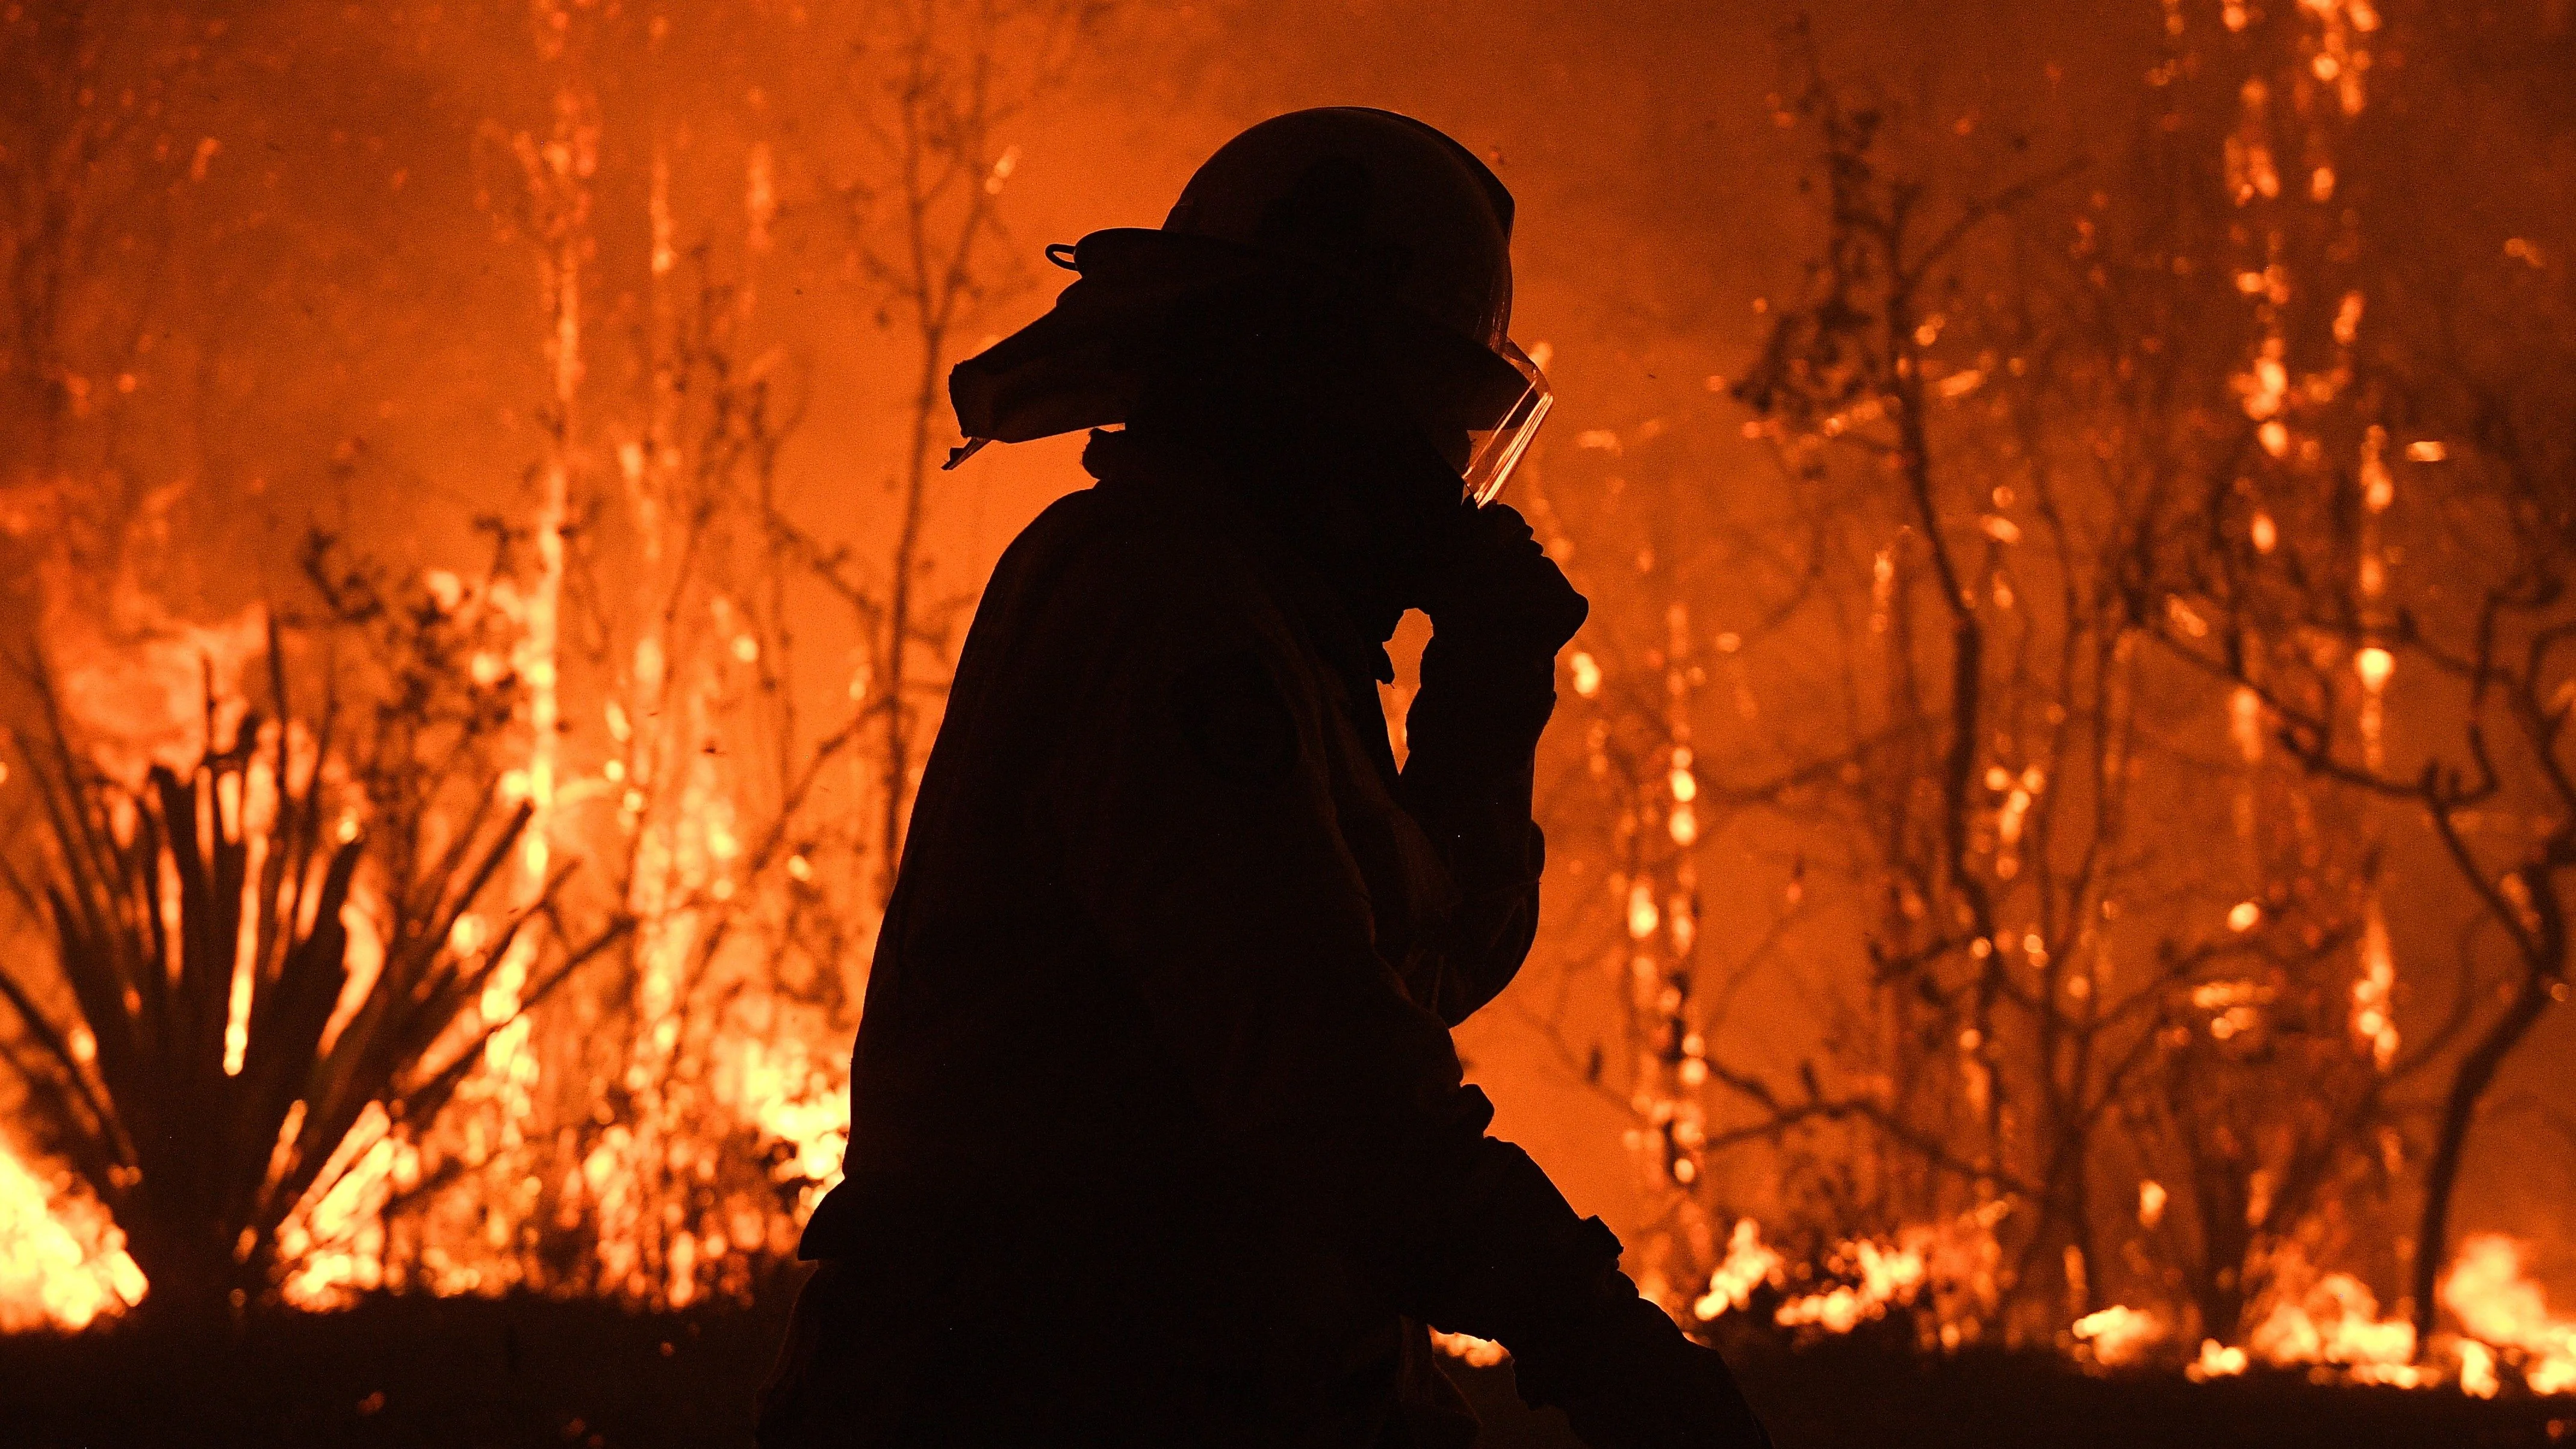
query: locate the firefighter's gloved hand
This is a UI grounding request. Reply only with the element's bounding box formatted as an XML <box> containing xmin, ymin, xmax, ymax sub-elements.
<box><xmin>1423</xmin><ymin>1157</ymin><xmax>1773</xmax><ymax>1449</ymax></box>
<box><xmin>1512</xmin><ymin>1294</ymin><xmax>1775</xmax><ymax>1449</ymax></box>
<box><xmin>1408</xmin><ymin>503</ymin><xmax>1588</xmax><ymax>774</ymax></box>
<box><xmin>1414</xmin><ymin>502</ymin><xmax>1588</xmax><ymax>659</ymax></box>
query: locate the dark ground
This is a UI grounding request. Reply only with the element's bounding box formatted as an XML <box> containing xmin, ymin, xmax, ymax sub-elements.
<box><xmin>2</xmin><ymin>1284</ymin><xmax>2568</xmax><ymax>1448</ymax></box>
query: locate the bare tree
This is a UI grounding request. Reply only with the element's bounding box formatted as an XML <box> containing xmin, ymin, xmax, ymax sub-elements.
<box><xmin>2146</xmin><ymin>0</ymin><xmax>2576</xmax><ymax>1356</ymax></box>
<box><xmin>1574</xmin><ymin>22</ymin><xmax>2406</xmax><ymax>1347</ymax></box>
<box><xmin>832</xmin><ymin>0</ymin><xmax>1102</xmax><ymax>901</ymax></box>
<box><xmin>529</xmin><ymin>245</ymin><xmax>878</xmax><ymax>1305</ymax></box>
<box><xmin>385</xmin><ymin>4</ymin><xmax>880</xmax><ymax>1304</ymax></box>
<box><xmin>1713</xmin><ymin>39</ymin><xmax>2170</xmax><ymax>1338</ymax></box>
<box><xmin>2156</xmin><ymin>170</ymin><xmax>2576</xmax><ymax>1361</ymax></box>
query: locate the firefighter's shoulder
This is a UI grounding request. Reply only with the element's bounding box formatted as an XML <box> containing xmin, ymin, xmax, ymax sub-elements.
<box><xmin>1039</xmin><ymin>485</ymin><xmax>1286</xmax><ymax>647</ymax></box>
<box><xmin>1041</xmin><ymin>497</ymin><xmax>1313</xmax><ymax>785</ymax></box>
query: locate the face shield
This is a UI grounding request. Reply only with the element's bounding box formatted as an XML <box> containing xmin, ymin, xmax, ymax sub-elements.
<box><xmin>1459</xmin><ymin>338</ymin><xmax>1553</xmax><ymax>506</ymax></box>
<box><xmin>1374</xmin><ymin>311</ymin><xmax>1556</xmax><ymax>509</ymax></box>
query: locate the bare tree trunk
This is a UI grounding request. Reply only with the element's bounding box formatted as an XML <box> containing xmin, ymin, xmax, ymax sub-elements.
<box><xmin>2409</xmin><ymin>954</ymin><xmax>2561</xmax><ymax>1349</ymax></box>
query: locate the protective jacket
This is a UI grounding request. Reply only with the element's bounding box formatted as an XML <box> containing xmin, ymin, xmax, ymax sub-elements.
<box><xmin>760</xmin><ymin>429</ymin><xmax>1617</xmax><ymax>1448</ymax></box>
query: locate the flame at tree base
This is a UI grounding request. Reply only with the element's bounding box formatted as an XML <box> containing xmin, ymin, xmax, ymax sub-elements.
<box><xmin>0</xmin><ymin>1140</ymin><xmax>146</xmax><ymax>1333</ymax></box>
<box><xmin>2442</xmin><ymin>1235</ymin><xmax>2576</xmax><ymax>1397</ymax></box>
<box><xmin>1426</xmin><ymin>1215</ymin><xmax>2576</xmax><ymax>1403</ymax></box>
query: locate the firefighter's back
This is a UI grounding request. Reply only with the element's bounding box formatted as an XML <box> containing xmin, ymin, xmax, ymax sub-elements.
<box><xmin>766</xmin><ymin>464</ymin><xmax>1404</xmax><ymax>1447</ymax></box>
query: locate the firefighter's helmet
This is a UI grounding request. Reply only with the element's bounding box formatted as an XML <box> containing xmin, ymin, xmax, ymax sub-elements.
<box><xmin>948</xmin><ymin>107</ymin><xmax>1553</xmax><ymax>505</ymax></box>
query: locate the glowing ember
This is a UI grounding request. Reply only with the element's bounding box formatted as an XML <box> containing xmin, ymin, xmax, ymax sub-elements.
<box><xmin>1627</xmin><ymin>881</ymin><xmax>1662</xmax><ymax>941</ymax></box>
<box><xmin>1569</xmin><ymin>651</ymin><xmax>1603</xmax><ymax>698</ymax></box>
<box><xmin>2352</xmin><ymin>903</ymin><xmax>2400</xmax><ymax>1070</ymax></box>
<box><xmin>1429</xmin><ymin>1327</ymin><xmax>1509</xmax><ymax>1367</ymax></box>
<box><xmin>2072</xmin><ymin>1306</ymin><xmax>2165</xmax><ymax>1368</ymax></box>
<box><xmin>2188</xmin><ymin>1339</ymin><xmax>2250</xmax><ymax>1380</ymax></box>
<box><xmin>1692</xmin><ymin>1218</ymin><xmax>1786</xmax><ymax>1321</ymax></box>
<box><xmin>1774</xmin><ymin>1235</ymin><xmax>1929</xmax><ymax>1333</ymax></box>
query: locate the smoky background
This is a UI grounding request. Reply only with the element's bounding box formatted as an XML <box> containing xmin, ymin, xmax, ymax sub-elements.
<box><xmin>1</xmin><ymin>0</ymin><xmax>2571</xmax><ymax>1389</ymax></box>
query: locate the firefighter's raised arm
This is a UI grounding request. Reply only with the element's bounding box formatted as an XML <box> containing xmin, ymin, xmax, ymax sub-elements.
<box><xmin>1043</xmin><ymin>535</ymin><xmax>1769</xmax><ymax>1449</ymax></box>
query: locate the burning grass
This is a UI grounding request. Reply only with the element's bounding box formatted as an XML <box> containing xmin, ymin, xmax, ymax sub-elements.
<box><xmin>1651</xmin><ymin>1216</ymin><xmax>2576</xmax><ymax>1401</ymax></box>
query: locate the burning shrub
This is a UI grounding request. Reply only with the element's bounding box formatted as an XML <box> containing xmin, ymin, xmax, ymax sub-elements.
<box><xmin>0</xmin><ymin>551</ymin><xmax>619</xmax><ymax>1325</ymax></box>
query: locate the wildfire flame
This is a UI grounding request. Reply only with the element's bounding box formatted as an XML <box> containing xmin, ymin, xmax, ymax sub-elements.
<box><xmin>2242</xmin><ymin>1264</ymin><xmax>2425</xmax><ymax>1387</ymax></box>
<box><xmin>1423</xmin><ymin>1208</ymin><xmax>2576</xmax><ymax>1400</ymax></box>
<box><xmin>2441</xmin><ymin>1235</ymin><xmax>2576</xmax><ymax>1397</ymax></box>
<box><xmin>0</xmin><ymin>1139</ymin><xmax>146</xmax><ymax>1332</ymax></box>
<box><xmin>2072</xmin><ymin>1305</ymin><xmax>2165</xmax><ymax>1368</ymax></box>
<box><xmin>1692</xmin><ymin>1218</ymin><xmax>1786</xmax><ymax>1321</ymax></box>
<box><xmin>1773</xmin><ymin>1234</ymin><xmax>1929</xmax><ymax>1334</ymax></box>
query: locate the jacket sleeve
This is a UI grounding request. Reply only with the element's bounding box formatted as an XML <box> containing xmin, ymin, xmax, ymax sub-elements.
<box><xmin>1396</xmin><ymin>632</ymin><xmax>1555</xmax><ymax>1025</ymax></box>
<box><xmin>1042</xmin><ymin>594</ymin><xmax>1607</xmax><ymax>1333</ymax></box>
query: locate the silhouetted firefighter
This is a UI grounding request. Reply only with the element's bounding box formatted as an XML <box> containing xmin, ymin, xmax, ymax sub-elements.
<box><xmin>757</xmin><ymin>108</ymin><xmax>1773</xmax><ymax>1449</ymax></box>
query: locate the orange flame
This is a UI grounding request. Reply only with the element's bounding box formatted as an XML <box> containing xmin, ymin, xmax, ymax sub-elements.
<box><xmin>0</xmin><ymin>1139</ymin><xmax>146</xmax><ymax>1332</ymax></box>
<box><xmin>2441</xmin><ymin>1235</ymin><xmax>2576</xmax><ymax>1397</ymax></box>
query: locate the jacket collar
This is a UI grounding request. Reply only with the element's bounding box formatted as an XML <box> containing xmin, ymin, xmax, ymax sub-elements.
<box><xmin>1079</xmin><ymin>428</ymin><xmax>1398</xmax><ymax>692</ymax></box>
